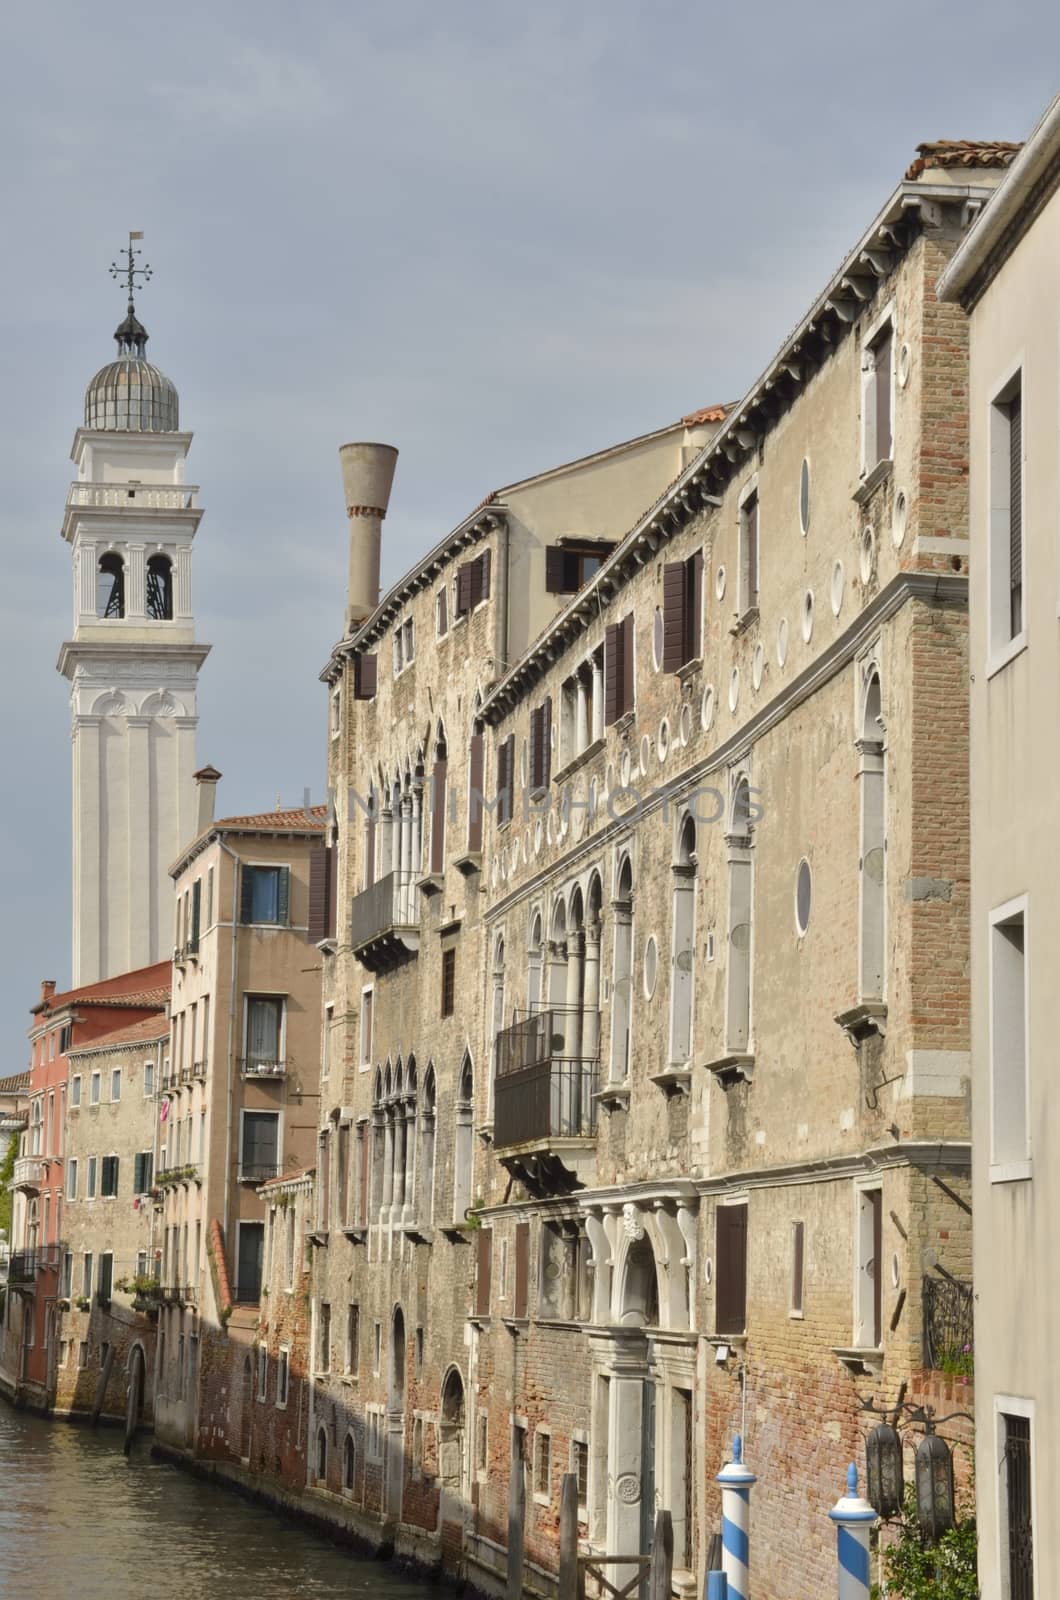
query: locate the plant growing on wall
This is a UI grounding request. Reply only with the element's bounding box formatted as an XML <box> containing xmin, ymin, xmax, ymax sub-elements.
<box><xmin>875</xmin><ymin>1488</ymin><xmax>977</xmax><ymax>1600</ymax></box>
<box><xmin>0</xmin><ymin>1134</ymin><xmax>16</xmax><ymax>1237</ymax></box>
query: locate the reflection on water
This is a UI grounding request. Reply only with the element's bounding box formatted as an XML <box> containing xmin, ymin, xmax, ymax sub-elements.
<box><xmin>0</xmin><ymin>1403</ymin><xmax>424</xmax><ymax>1600</ymax></box>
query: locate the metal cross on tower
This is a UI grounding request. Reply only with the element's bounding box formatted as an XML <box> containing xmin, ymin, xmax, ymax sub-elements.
<box><xmin>109</xmin><ymin>231</ymin><xmax>152</xmax><ymax>312</ymax></box>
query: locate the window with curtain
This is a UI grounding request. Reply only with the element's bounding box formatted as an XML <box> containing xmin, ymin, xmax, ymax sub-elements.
<box><xmin>245</xmin><ymin>996</ymin><xmax>283</xmax><ymax>1069</ymax></box>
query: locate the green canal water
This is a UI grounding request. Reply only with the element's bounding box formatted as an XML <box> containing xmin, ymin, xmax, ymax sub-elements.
<box><xmin>0</xmin><ymin>1403</ymin><xmax>427</xmax><ymax>1600</ymax></box>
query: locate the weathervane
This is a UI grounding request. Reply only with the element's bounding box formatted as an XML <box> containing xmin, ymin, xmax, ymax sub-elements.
<box><xmin>109</xmin><ymin>231</ymin><xmax>152</xmax><ymax>313</ymax></box>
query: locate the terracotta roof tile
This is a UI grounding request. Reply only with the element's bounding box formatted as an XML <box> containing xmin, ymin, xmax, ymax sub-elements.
<box><xmin>34</xmin><ymin>961</ymin><xmax>172</xmax><ymax>1016</ymax></box>
<box><xmin>680</xmin><ymin>402</ymin><xmax>732</xmax><ymax>426</ymax></box>
<box><xmin>258</xmin><ymin>1165</ymin><xmax>315</xmax><ymax>1190</ymax></box>
<box><xmin>215</xmin><ymin>805</ymin><xmax>327</xmax><ymax>832</ymax></box>
<box><xmin>67</xmin><ymin>1015</ymin><xmax>170</xmax><ymax>1055</ymax></box>
<box><xmin>905</xmin><ymin>140</ymin><xmax>1021</xmax><ymax>180</ymax></box>
<box><xmin>0</xmin><ymin>1071</ymin><xmax>30</xmax><ymax>1095</ymax></box>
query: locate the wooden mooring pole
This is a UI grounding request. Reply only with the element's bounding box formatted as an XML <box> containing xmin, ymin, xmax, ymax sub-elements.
<box><xmin>558</xmin><ymin>1472</ymin><xmax>579</xmax><ymax>1600</ymax></box>
<box><xmin>648</xmin><ymin>1508</ymin><xmax>673</xmax><ymax>1600</ymax></box>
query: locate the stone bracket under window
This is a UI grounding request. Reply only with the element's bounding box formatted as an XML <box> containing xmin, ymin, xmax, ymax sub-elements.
<box><xmin>852</xmin><ymin>459</ymin><xmax>892</xmax><ymax>505</ymax></box>
<box><xmin>402</xmin><ymin>1223</ymin><xmax>433</xmax><ymax>1245</ymax></box>
<box><xmin>703</xmin><ymin>1052</ymin><xmax>754</xmax><ymax>1087</ymax></box>
<box><xmin>417</xmin><ymin>873</ymin><xmax>443</xmax><ymax>898</ymax></box>
<box><xmin>832</xmin><ymin>1345</ymin><xmax>883</xmax><ymax>1377</ymax></box>
<box><xmin>728</xmin><ymin>606</ymin><xmax>759</xmax><ymax>639</ymax></box>
<box><xmin>440</xmin><ymin>1223</ymin><xmax>475</xmax><ymax>1245</ymax></box>
<box><xmin>305</xmin><ymin>1229</ymin><xmax>329</xmax><ymax>1248</ymax></box>
<box><xmin>595</xmin><ymin>1083</ymin><xmax>631</xmax><ymax>1112</ymax></box>
<box><xmin>453</xmin><ymin>851</ymin><xmax>482</xmax><ymax>878</ymax></box>
<box><xmin>834</xmin><ymin>1002</ymin><xmax>888</xmax><ymax>1045</ymax></box>
<box><xmin>341</xmin><ymin>1226</ymin><xmax>367</xmax><ymax>1245</ymax></box>
<box><xmin>475</xmin><ymin>1122</ymin><xmax>494</xmax><ymax>1147</ymax></box>
<box><xmin>651</xmin><ymin>1066</ymin><xmax>692</xmax><ymax>1097</ymax></box>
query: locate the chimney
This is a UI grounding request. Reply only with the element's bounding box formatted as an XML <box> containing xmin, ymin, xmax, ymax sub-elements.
<box><xmin>40</xmin><ymin>980</ymin><xmax>56</xmax><ymax>1006</ymax></box>
<box><xmin>339</xmin><ymin>442</ymin><xmax>398</xmax><ymax>630</ymax></box>
<box><xmin>193</xmin><ymin>765</ymin><xmax>222</xmax><ymax>834</ymax></box>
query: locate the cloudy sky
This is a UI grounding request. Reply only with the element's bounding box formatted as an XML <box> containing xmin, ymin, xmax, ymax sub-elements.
<box><xmin>0</xmin><ymin>1</ymin><xmax>1055</xmax><ymax>1031</ymax></box>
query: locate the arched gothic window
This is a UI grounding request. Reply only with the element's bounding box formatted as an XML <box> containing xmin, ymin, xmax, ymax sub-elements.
<box><xmin>316</xmin><ymin>1425</ymin><xmax>328</xmax><ymax>1483</ymax></box>
<box><xmin>419</xmin><ymin>1065</ymin><xmax>437</xmax><ymax>1224</ymax></box>
<box><xmin>670</xmin><ymin>817</ymin><xmax>697</xmax><ymax>1066</ymax></box>
<box><xmin>343</xmin><ymin>1431</ymin><xmax>356</xmax><ymax>1493</ymax></box>
<box><xmin>146</xmin><ymin>554</ymin><xmax>173</xmax><ymax>620</ymax></box>
<box><xmin>453</xmin><ymin>1054</ymin><xmax>474</xmax><ymax>1224</ymax></box>
<box><xmin>610</xmin><ymin>856</ymin><xmax>634</xmax><ymax>1082</ymax></box>
<box><xmin>98</xmin><ymin>552</ymin><xmax>125</xmax><ymax>619</ymax></box>
<box><xmin>858</xmin><ymin>672</ymin><xmax>886</xmax><ymax>1001</ymax></box>
<box><xmin>726</xmin><ymin>778</ymin><xmax>754</xmax><ymax>1051</ymax></box>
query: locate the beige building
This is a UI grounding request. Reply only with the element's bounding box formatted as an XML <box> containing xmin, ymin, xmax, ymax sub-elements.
<box><xmin>154</xmin><ymin>780</ymin><xmax>326</xmax><ymax>1449</ymax></box>
<box><xmin>466</xmin><ymin>138</ymin><xmax>1013</xmax><ymax>1598</ymax></box>
<box><xmin>54</xmin><ymin>1014</ymin><xmax>167</xmax><ymax>1423</ymax></box>
<box><xmin>303</xmin><ymin>410</ymin><xmax>726</xmax><ymax>1560</ymax></box>
<box><xmin>938</xmin><ymin>95</ymin><xmax>1060</xmax><ymax>1600</ymax></box>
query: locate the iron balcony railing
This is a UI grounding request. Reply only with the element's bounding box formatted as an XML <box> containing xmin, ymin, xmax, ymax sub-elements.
<box><xmin>494</xmin><ymin>1007</ymin><xmax>599</xmax><ymax>1149</ymax></box>
<box><xmin>232</xmin><ymin>1279</ymin><xmax>262</xmax><ymax>1305</ymax></box>
<box><xmin>238</xmin><ymin>1160</ymin><xmax>281</xmax><ymax>1184</ymax></box>
<box><xmin>8</xmin><ymin>1251</ymin><xmax>38</xmax><ymax>1284</ymax></box>
<box><xmin>350</xmin><ymin>870</ymin><xmax>418</xmax><ymax>950</ymax></box>
<box><xmin>923</xmin><ymin>1273</ymin><xmax>974</xmax><ymax>1374</ymax></box>
<box><xmin>239</xmin><ymin>1057</ymin><xmax>286</xmax><ymax>1079</ymax></box>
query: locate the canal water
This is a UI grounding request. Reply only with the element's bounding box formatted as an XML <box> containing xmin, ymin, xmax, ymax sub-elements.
<box><xmin>0</xmin><ymin>1403</ymin><xmax>425</xmax><ymax>1600</ymax></box>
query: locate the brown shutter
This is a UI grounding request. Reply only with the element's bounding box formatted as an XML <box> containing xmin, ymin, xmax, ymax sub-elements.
<box><xmin>456</xmin><ymin>563</ymin><xmax>472</xmax><ymax>616</ymax></box>
<box><xmin>497</xmin><ymin>734</ymin><xmax>514</xmax><ymax>825</ymax></box>
<box><xmin>430</xmin><ymin>758</ymin><xmax>447</xmax><ymax>874</ymax></box>
<box><xmin>326</xmin><ymin>839</ymin><xmax>338</xmax><ymax>937</ymax></box>
<box><xmin>468</xmin><ymin>733</ymin><xmax>485</xmax><ymax>851</ymax></box>
<box><xmin>437</xmin><ymin>586</ymin><xmax>448</xmax><ymax>635</ymax></box>
<box><xmin>689</xmin><ymin>550</ymin><xmax>704</xmax><ymax>659</ymax></box>
<box><xmin>308</xmin><ymin>845</ymin><xmax>329</xmax><ymax>943</ymax></box>
<box><xmin>358</xmin><ymin>1125</ymin><xmax>368</xmax><ymax>1225</ymax></box>
<box><xmin>604</xmin><ymin>623</ymin><xmax>622</xmax><ymax>725</ymax></box>
<box><xmin>792</xmin><ymin>1219</ymin><xmax>804</xmax><ymax>1315</ymax></box>
<box><xmin>364</xmin><ymin>802</ymin><xmax>376</xmax><ymax>890</ymax></box>
<box><xmin>663</xmin><ymin>563</ymin><xmax>688</xmax><ymax>672</ymax></box>
<box><xmin>870</xmin><ymin>1189</ymin><xmax>882</xmax><ymax>1347</ymax></box>
<box><xmin>354</xmin><ymin>653</ymin><xmax>377</xmax><ymax>700</ymax></box>
<box><xmin>479</xmin><ymin>548</ymin><xmax>492</xmax><ymax>603</ymax></box>
<box><xmin>874</xmin><ymin>329</ymin><xmax>893</xmax><ymax>464</ymax></box>
<box><xmin>541</xmin><ymin>696</ymin><xmax>551</xmax><ymax>789</ymax></box>
<box><xmin>716</xmin><ymin>1203</ymin><xmax>748</xmax><ymax>1335</ymax></box>
<box><xmin>514</xmin><ymin>1222</ymin><xmax>530</xmax><ymax>1319</ymax></box>
<box><xmin>746</xmin><ymin>495</ymin><xmax>759</xmax><ymax>608</ymax></box>
<box><xmin>621</xmin><ymin>615</ymin><xmax>635</xmax><ymax>715</ymax></box>
<box><xmin>476</xmin><ymin>1226</ymin><xmax>493</xmax><ymax>1316</ymax></box>
<box><xmin>529</xmin><ymin>705</ymin><xmax>542</xmax><ymax>792</ymax></box>
<box><xmin>545</xmin><ymin>546</ymin><xmax>567</xmax><ymax>593</ymax></box>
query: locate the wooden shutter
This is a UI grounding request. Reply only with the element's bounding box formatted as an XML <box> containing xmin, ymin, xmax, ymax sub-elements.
<box><xmin>874</xmin><ymin>329</ymin><xmax>893</xmax><ymax>463</ymax></box>
<box><xmin>792</xmin><ymin>1220</ymin><xmax>804</xmax><ymax>1314</ymax></box>
<box><xmin>514</xmin><ymin>1222</ymin><xmax>530</xmax><ymax>1319</ymax></box>
<box><xmin>239</xmin><ymin>866</ymin><xmax>254</xmax><ymax>925</ymax></box>
<box><xmin>456</xmin><ymin>563</ymin><xmax>473</xmax><ymax>616</ymax></box>
<box><xmin>308</xmin><ymin>845</ymin><xmax>329</xmax><ymax>943</ymax></box>
<box><xmin>689</xmin><ymin>550</ymin><xmax>704</xmax><ymax>659</ymax></box>
<box><xmin>716</xmin><ymin>1203</ymin><xmax>748</xmax><ymax>1335</ymax></box>
<box><xmin>545</xmin><ymin>546</ymin><xmax>566</xmax><ymax>593</ymax></box>
<box><xmin>430</xmin><ymin>758</ymin><xmax>447</xmax><ymax>873</ymax></box>
<box><xmin>327</xmin><ymin>841</ymin><xmax>338</xmax><ymax>937</ymax></box>
<box><xmin>468</xmin><ymin>733</ymin><xmax>485</xmax><ymax>851</ymax></box>
<box><xmin>476</xmin><ymin>1226</ymin><xmax>493</xmax><ymax>1316</ymax></box>
<box><xmin>529</xmin><ymin>705</ymin><xmax>542</xmax><ymax>792</ymax></box>
<box><xmin>745</xmin><ymin>494</ymin><xmax>759</xmax><ymax>608</ymax></box>
<box><xmin>1009</xmin><ymin>390</ymin><xmax>1022</xmax><ymax>637</ymax></box>
<box><xmin>358</xmin><ymin>1124</ymin><xmax>369</xmax><ymax>1225</ymax></box>
<box><xmin>437</xmin><ymin>586</ymin><xmax>448</xmax><ymax>635</ymax></box>
<box><xmin>621</xmin><ymin>615</ymin><xmax>635</xmax><ymax>716</ymax></box>
<box><xmin>663</xmin><ymin>563</ymin><xmax>688</xmax><ymax>671</ymax></box>
<box><xmin>478</xmin><ymin>548</ymin><xmax>492</xmax><ymax>603</ymax></box>
<box><xmin>870</xmin><ymin>1189</ymin><xmax>882</xmax><ymax>1347</ymax></box>
<box><xmin>604</xmin><ymin>623</ymin><xmax>622</xmax><ymax>725</ymax></box>
<box><xmin>540</xmin><ymin>696</ymin><xmax>551</xmax><ymax>790</ymax></box>
<box><xmin>353</xmin><ymin>653</ymin><xmax>377</xmax><ymax>700</ymax></box>
<box><xmin>497</xmin><ymin>735</ymin><xmax>514</xmax><ymax>826</ymax></box>
<box><xmin>276</xmin><ymin>866</ymin><xmax>290</xmax><ymax>926</ymax></box>
<box><xmin>189</xmin><ymin>879</ymin><xmax>201</xmax><ymax>952</ymax></box>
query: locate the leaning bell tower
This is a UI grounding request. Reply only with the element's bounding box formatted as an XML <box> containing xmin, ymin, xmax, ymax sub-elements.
<box><xmin>58</xmin><ymin>235</ymin><xmax>210</xmax><ymax>984</ymax></box>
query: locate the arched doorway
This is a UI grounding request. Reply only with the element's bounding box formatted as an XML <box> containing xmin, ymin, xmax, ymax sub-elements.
<box><xmin>439</xmin><ymin>1367</ymin><xmax>466</xmax><ymax>1518</ymax></box>
<box><xmin>385</xmin><ymin>1308</ymin><xmax>406</xmax><ymax>1519</ymax></box>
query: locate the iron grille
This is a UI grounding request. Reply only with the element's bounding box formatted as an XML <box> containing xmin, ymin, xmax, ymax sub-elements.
<box><xmin>1004</xmin><ymin>1414</ymin><xmax>1033</xmax><ymax>1600</ymax></box>
<box><xmin>922</xmin><ymin>1274</ymin><xmax>974</xmax><ymax>1374</ymax></box>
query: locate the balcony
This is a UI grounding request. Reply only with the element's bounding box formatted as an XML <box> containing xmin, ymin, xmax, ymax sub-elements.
<box><xmin>923</xmin><ymin>1273</ymin><xmax>974</xmax><ymax>1375</ymax></box>
<box><xmin>350</xmin><ymin>870</ymin><xmax>419</xmax><ymax>972</ymax></box>
<box><xmin>231</xmin><ymin>1280</ymin><xmax>261</xmax><ymax>1306</ymax></box>
<box><xmin>239</xmin><ymin>1057</ymin><xmax>286</xmax><ymax>1080</ymax></box>
<box><xmin>493</xmin><ymin>1007</ymin><xmax>598</xmax><ymax>1196</ymax></box>
<box><xmin>7</xmin><ymin>1251</ymin><xmax>38</xmax><ymax>1285</ymax></box>
<box><xmin>12</xmin><ymin>1157</ymin><xmax>43</xmax><ymax>1192</ymax></box>
<box><xmin>67</xmin><ymin>481</ymin><xmax>199</xmax><ymax>511</ymax></box>
<box><xmin>238</xmin><ymin>1161</ymin><xmax>281</xmax><ymax>1184</ymax></box>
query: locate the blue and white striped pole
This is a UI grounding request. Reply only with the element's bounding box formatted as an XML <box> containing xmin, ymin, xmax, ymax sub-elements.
<box><xmin>829</xmin><ymin>1463</ymin><xmax>877</xmax><ymax>1600</ymax></box>
<box><xmin>717</xmin><ymin>1434</ymin><xmax>755</xmax><ymax>1600</ymax></box>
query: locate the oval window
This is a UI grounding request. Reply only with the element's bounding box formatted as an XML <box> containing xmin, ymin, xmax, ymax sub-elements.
<box><xmin>652</xmin><ymin>607</ymin><xmax>664</xmax><ymax>671</ymax></box>
<box><xmin>643</xmin><ymin>936</ymin><xmax>658</xmax><ymax>998</ymax></box>
<box><xmin>799</xmin><ymin>458</ymin><xmax>811</xmax><ymax>534</ymax></box>
<box><xmin>795</xmin><ymin>858</ymin><xmax>812</xmax><ymax>935</ymax></box>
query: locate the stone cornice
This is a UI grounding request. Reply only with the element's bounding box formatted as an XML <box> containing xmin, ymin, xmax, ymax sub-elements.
<box><xmin>484</xmin><ymin>569</ymin><xmax>968</xmax><ymax>924</ymax></box>
<box><xmin>57</xmin><ymin>639</ymin><xmax>211</xmax><ymax>678</ymax></box>
<box><xmin>692</xmin><ymin>1140</ymin><xmax>971</xmax><ymax>1195</ymax></box>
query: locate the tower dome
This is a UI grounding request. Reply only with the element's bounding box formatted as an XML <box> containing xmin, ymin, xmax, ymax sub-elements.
<box><xmin>84</xmin><ymin>304</ymin><xmax>179</xmax><ymax>432</ymax></box>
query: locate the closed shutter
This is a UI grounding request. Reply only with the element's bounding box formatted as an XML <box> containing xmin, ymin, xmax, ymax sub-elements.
<box><xmin>689</xmin><ymin>550</ymin><xmax>704</xmax><ymax>658</ymax></box>
<box><xmin>1009</xmin><ymin>390</ymin><xmax>1023</xmax><ymax>638</ymax></box>
<box><xmin>276</xmin><ymin>866</ymin><xmax>290</xmax><ymax>926</ymax></box>
<box><xmin>870</xmin><ymin>1189</ymin><xmax>882</xmax><ymax>1347</ymax></box>
<box><xmin>327</xmin><ymin>841</ymin><xmax>338</xmax><ymax>937</ymax></box>
<box><xmin>514</xmin><ymin>1222</ymin><xmax>530</xmax><ymax>1319</ymax></box>
<box><xmin>308</xmin><ymin>846</ymin><xmax>329</xmax><ymax>943</ymax></box>
<box><xmin>621</xmin><ymin>615</ymin><xmax>635</xmax><ymax>715</ymax></box>
<box><xmin>497</xmin><ymin>735</ymin><xmax>514</xmax><ymax>826</ymax></box>
<box><xmin>529</xmin><ymin>705</ymin><xmax>542</xmax><ymax>792</ymax></box>
<box><xmin>874</xmin><ymin>329</ymin><xmax>893</xmax><ymax>463</ymax></box>
<box><xmin>354</xmin><ymin>653</ymin><xmax>377</xmax><ymax>700</ymax></box>
<box><xmin>133</xmin><ymin>1152</ymin><xmax>146</xmax><ymax>1195</ymax></box>
<box><xmin>545</xmin><ymin>546</ymin><xmax>567</xmax><ymax>593</ymax></box>
<box><xmin>456</xmin><ymin>563</ymin><xmax>473</xmax><ymax>616</ymax></box>
<box><xmin>604</xmin><ymin>623</ymin><xmax>622</xmax><ymax>725</ymax></box>
<box><xmin>745</xmin><ymin>495</ymin><xmax>759</xmax><ymax>608</ymax></box>
<box><xmin>430</xmin><ymin>758</ymin><xmax>448</xmax><ymax>873</ymax></box>
<box><xmin>540</xmin><ymin>696</ymin><xmax>551</xmax><ymax>790</ymax></box>
<box><xmin>239</xmin><ymin>866</ymin><xmax>254</xmax><ymax>925</ymax></box>
<box><xmin>792</xmin><ymin>1219</ymin><xmax>804</xmax><ymax>1314</ymax></box>
<box><xmin>716</xmin><ymin>1203</ymin><xmax>748</xmax><ymax>1335</ymax></box>
<box><xmin>437</xmin><ymin>585</ymin><xmax>448</xmax><ymax>635</ymax></box>
<box><xmin>476</xmin><ymin>1226</ymin><xmax>493</xmax><ymax>1317</ymax></box>
<box><xmin>189</xmin><ymin>879</ymin><xmax>201</xmax><ymax>952</ymax></box>
<box><xmin>468</xmin><ymin>733</ymin><xmax>485</xmax><ymax>851</ymax></box>
<box><xmin>663</xmin><ymin>563</ymin><xmax>688</xmax><ymax>671</ymax></box>
<box><xmin>478</xmin><ymin>548</ymin><xmax>492</xmax><ymax>603</ymax></box>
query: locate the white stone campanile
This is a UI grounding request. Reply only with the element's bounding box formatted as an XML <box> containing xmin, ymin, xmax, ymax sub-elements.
<box><xmin>58</xmin><ymin>264</ymin><xmax>210</xmax><ymax>984</ymax></box>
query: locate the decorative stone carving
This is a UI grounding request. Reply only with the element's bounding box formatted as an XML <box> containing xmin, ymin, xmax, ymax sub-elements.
<box><xmin>615</xmin><ymin>1472</ymin><xmax>641</xmax><ymax>1504</ymax></box>
<box><xmin>621</xmin><ymin>1202</ymin><xmax>645</xmax><ymax>1242</ymax></box>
